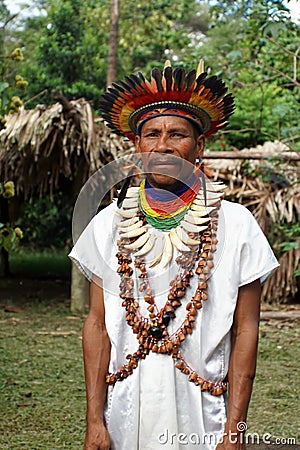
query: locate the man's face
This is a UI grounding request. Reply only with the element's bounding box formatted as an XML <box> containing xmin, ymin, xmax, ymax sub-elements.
<box><xmin>135</xmin><ymin>115</ymin><xmax>205</xmax><ymax>190</ymax></box>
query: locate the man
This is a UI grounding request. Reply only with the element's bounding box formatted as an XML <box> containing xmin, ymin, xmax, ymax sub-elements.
<box><xmin>70</xmin><ymin>61</ymin><xmax>278</xmax><ymax>450</ymax></box>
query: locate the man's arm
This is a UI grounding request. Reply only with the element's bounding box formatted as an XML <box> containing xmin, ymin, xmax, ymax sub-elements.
<box><xmin>82</xmin><ymin>278</ymin><xmax>111</xmax><ymax>450</ymax></box>
<box><xmin>218</xmin><ymin>279</ymin><xmax>261</xmax><ymax>450</ymax></box>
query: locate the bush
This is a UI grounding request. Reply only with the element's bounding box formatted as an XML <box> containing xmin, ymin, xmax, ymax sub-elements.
<box><xmin>16</xmin><ymin>193</ymin><xmax>73</xmax><ymax>250</ymax></box>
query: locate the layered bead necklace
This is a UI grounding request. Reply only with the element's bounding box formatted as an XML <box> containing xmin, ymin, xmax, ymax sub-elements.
<box><xmin>106</xmin><ymin>174</ymin><xmax>227</xmax><ymax>396</ymax></box>
<box><xmin>138</xmin><ymin>171</ymin><xmax>201</xmax><ymax>231</ymax></box>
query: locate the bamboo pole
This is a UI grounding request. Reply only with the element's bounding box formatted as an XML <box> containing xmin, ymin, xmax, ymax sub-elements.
<box><xmin>204</xmin><ymin>150</ymin><xmax>300</xmax><ymax>160</ymax></box>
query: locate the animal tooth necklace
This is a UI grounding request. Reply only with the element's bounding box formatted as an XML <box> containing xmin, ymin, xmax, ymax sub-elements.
<box><xmin>106</xmin><ymin>178</ymin><xmax>227</xmax><ymax>396</ymax></box>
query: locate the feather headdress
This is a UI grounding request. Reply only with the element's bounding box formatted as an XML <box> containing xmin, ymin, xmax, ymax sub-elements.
<box><xmin>99</xmin><ymin>60</ymin><xmax>234</xmax><ymax>142</ymax></box>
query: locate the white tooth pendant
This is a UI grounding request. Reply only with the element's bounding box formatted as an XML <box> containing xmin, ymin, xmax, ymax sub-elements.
<box><xmin>126</xmin><ymin>187</ymin><xmax>140</xmax><ymax>197</ymax></box>
<box><xmin>145</xmin><ymin>235</ymin><xmax>164</xmax><ymax>267</ymax></box>
<box><xmin>148</xmin><ymin>248</ymin><xmax>163</xmax><ymax>268</ymax></box>
<box><xmin>160</xmin><ymin>233</ymin><xmax>173</xmax><ymax>268</ymax></box>
<box><xmin>169</xmin><ymin>228</ymin><xmax>190</xmax><ymax>252</ymax></box>
<box><xmin>184</xmin><ymin>211</ymin><xmax>210</xmax><ymax>225</ymax></box>
<box><xmin>194</xmin><ymin>191</ymin><xmax>221</xmax><ymax>201</ymax></box>
<box><xmin>116</xmin><ymin>208</ymin><xmax>138</xmax><ymax>218</ymax></box>
<box><xmin>193</xmin><ymin>198</ymin><xmax>220</xmax><ymax>207</ymax></box>
<box><xmin>120</xmin><ymin>226</ymin><xmax>147</xmax><ymax>239</ymax></box>
<box><xmin>190</xmin><ymin>204</ymin><xmax>217</xmax><ymax>214</ymax></box>
<box><xmin>120</xmin><ymin>198</ymin><xmax>139</xmax><ymax>209</ymax></box>
<box><xmin>207</xmin><ymin>182</ymin><xmax>227</xmax><ymax>192</ymax></box>
<box><xmin>176</xmin><ymin>227</ymin><xmax>200</xmax><ymax>246</ymax></box>
<box><xmin>118</xmin><ymin>220</ymin><xmax>144</xmax><ymax>233</ymax></box>
<box><xmin>134</xmin><ymin>234</ymin><xmax>156</xmax><ymax>257</ymax></box>
<box><xmin>124</xmin><ymin>231</ymin><xmax>150</xmax><ymax>250</ymax></box>
<box><xmin>181</xmin><ymin>220</ymin><xmax>208</xmax><ymax>233</ymax></box>
<box><xmin>117</xmin><ymin>216</ymin><xmax>140</xmax><ymax>227</ymax></box>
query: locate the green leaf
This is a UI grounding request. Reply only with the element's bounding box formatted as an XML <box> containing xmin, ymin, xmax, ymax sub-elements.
<box><xmin>0</xmin><ymin>82</ymin><xmax>9</xmax><ymax>93</ymax></box>
<box><xmin>227</xmin><ymin>50</ymin><xmax>243</xmax><ymax>60</ymax></box>
<box><xmin>1</xmin><ymin>91</ymin><xmax>10</xmax><ymax>111</ymax></box>
<box><xmin>278</xmin><ymin>241</ymin><xmax>299</xmax><ymax>252</ymax></box>
<box><xmin>262</xmin><ymin>22</ymin><xmax>287</xmax><ymax>39</ymax></box>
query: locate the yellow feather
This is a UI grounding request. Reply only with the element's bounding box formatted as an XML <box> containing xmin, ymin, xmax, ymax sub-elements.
<box><xmin>196</xmin><ymin>58</ymin><xmax>205</xmax><ymax>77</ymax></box>
<box><xmin>164</xmin><ymin>60</ymin><xmax>172</xmax><ymax>70</ymax></box>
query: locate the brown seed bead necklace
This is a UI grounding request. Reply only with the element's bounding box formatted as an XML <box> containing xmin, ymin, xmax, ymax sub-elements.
<box><xmin>106</xmin><ymin>203</ymin><xmax>227</xmax><ymax>396</ymax></box>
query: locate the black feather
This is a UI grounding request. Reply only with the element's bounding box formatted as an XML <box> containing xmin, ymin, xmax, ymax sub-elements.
<box><xmin>185</xmin><ymin>70</ymin><xmax>197</xmax><ymax>90</ymax></box>
<box><xmin>138</xmin><ymin>72</ymin><xmax>146</xmax><ymax>83</ymax></box>
<box><xmin>164</xmin><ymin>66</ymin><xmax>173</xmax><ymax>91</ymax></box>
<box><xmin>194</xmin><ymin>72</ymin><xmax>207</xmax><ymax>92</ymax></box>
<box><xmin>201</xmin><ymin>170</ymin><xmax>207</xmax><ymax>207</ymax></box>
<box><xmin>173</xmin><ymin>68</ymin><xmax>186</xmax><ymax>91</ymax></box>
<box><xmin>151</xmin><ymin>68</ymin><xmax>163</xmax><ymax>92</ymax></box>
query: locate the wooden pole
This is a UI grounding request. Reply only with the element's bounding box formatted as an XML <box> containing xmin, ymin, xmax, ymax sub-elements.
<box><xmin>204</xmin><ymin>150</ymin><xmax>300</xmax><ymax>161</ymax></box>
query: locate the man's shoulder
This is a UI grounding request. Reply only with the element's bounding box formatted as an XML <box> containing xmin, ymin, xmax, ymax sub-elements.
<box><xmin>221</xmin><ymin>199</ymin><xmax>251</xmax><ymax>216</ymax></box>
<box><xmin>220</xmin><ymin>199</ymin><xmax>255</xmax><ymax>228</ymax></box>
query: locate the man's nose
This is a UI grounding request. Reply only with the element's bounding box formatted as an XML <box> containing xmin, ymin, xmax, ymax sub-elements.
<box><xmin>155</xmin><ymin>134</ymin><xmax>172</xmax><ymax>153</ymax></box>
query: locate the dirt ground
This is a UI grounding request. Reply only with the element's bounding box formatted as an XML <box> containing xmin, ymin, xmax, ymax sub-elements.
<box><xmin>0</xmin><ymin>277</ymin><xmax>71</xmax><ymax>307</ymax></box>
<box><xmin>2</xmin><ymin>275</ymin><xmax>300</xmax><ymax>319</ymax></box>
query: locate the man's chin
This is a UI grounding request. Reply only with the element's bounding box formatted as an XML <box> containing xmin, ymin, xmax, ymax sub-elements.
<box><xmin>146</xmin><ymin>174</ymin><xmax>182</xmax><ymax>190</ymax></box>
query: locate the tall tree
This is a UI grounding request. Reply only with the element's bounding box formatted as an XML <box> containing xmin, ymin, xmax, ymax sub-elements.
<box><xmin>107</xmin><ymin>0</ymin><xmax>119</xmax><ymax>88</ymax></box>
<box><xmin>17</xmin><ymin>0</ymin><xmax>199</xmax><ymax>107</ymax></box>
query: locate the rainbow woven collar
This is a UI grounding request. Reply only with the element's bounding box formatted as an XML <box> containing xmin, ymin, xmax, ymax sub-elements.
<box><xmin>99</xmin><ymin>61</ymin><xmax>234</xmax><ymax>142</ymax></box>
<box><xmin>138</xmin><ymin>173</ymin><xmax>201</xmax><ymax>231</ymax></box>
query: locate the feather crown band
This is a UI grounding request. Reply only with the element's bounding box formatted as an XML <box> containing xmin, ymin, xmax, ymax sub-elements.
<box><xmin>99</xmin><ymin>60</ymin><xmax>235</xmax><ymax>142</ymax></box>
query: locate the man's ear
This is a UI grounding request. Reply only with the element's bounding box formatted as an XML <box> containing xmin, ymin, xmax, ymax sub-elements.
<box><xmin>197</xmin><ymin>134</ymin><xmax>205</xmax><ymax>159</ymax></box>
<box><xmin>135</xmin><ymin>135</ymin><xmax>141</xmax><ymax>154</ymax></box>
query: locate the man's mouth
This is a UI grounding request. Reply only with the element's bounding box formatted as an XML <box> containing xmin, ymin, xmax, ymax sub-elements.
<box><xmin>147</xmin><ymin>155</ymin><xmax>182</xmax><ymax>173</ymax></box>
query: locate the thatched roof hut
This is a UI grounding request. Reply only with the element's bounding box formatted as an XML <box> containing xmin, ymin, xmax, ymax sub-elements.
<box><xmin>0</xmin><ymin>94</ymin><xmax>134</xmax><ymax>198</ymax></box>
<box><xmin>206</xmin><ymin>141</ymin><xmax>300</xmax><ymax>304</ymax></box>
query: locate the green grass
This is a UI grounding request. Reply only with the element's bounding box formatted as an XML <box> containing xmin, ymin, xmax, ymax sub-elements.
<box><xmin>248</xmin><ymin>320</ymin><xmax>300</xmax><ymax>442</ymax></box>
<box><xmin>9</xmin><ymin>249</ymin><xmax>71</xmax><ymax>280</ymax></box>
<box><xmin>0</xmin><ymin>297</ymin><xmax>86</xmax><ymax>449</ymax></box>
<box><xmin>0</xmin><ymin>289</ymin><xmax>299</xmax><ymax>448</ymax></box>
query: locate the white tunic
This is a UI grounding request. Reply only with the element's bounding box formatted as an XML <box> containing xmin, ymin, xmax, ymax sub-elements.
<box><xmin>70</xmin><ymin>200</ymin><xmax>278</xmax><ymax>450</ymax></box>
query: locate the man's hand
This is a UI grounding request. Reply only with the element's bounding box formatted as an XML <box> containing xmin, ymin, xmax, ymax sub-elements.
<box><xmin>84</xmin><ymin>422</ymin><xmax>110</xmax><ymax>450</ymax></box>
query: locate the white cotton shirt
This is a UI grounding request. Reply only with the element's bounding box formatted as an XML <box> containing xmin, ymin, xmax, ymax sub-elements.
<box><xmin>69</xmin><ymin>199</ymin><xmax>279</xmax><ymax>450</ymax></box>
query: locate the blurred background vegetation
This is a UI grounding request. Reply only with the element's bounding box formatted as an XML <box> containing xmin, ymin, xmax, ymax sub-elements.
<box><xmin>0</xmin><ymin>0</ymin><xmax>299</xmax><ymax>302</ymax></box>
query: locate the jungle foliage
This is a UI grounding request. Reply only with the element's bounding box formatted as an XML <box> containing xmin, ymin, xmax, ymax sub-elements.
<box><xmin>1</xmin><ymin>0</ymin><xmax>299</xmax><ymax>151</ymax></box>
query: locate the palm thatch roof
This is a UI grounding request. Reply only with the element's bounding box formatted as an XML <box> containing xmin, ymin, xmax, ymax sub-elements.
<box><xmin>0</xmin><ymin>101</ymin><xmax>299</xmax><ymax>303</ymax></box>
<box><xmin>207</xmin><ymin>141</ymin><xmax>299</xmax><ymax>228</ymax></box>
<box><xmin>206</xmin><ymin>141</ymin><xmax>300</xmax><ymax>304</ymax></box>
<box><xmin>0</xmin><ymin>96</ymin><xmax>133</xmax><ymax>198</ymax></box>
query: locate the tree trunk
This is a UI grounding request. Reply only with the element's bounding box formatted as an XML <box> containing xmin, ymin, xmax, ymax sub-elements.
<box><xmin>70</xmin><ymin>0</ymin><xmax>119</xmax><ymax>312</ymax></box>
<box><xmin>70</xmin><ymin>263</ymin><xmax>89</xmax><ymax>314</ymax></box>
<box><xmin>0</xmin><ymin>249</ymin><xmax>9</xmax><ymax>278</ymax></box>
<box><xmin>106</xmin><ymin>0</ymin><xmax>119</xmax><ymax>88</ymax></box>
<box><xmin>0</xmin><ymin>196</ymin><xmax>10</xmax><ymax>278</ymax></box>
